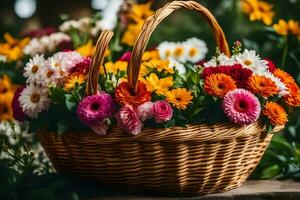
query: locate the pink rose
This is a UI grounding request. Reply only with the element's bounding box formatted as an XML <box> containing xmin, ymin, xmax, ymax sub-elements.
<box><xmin>116</xmin><ymin>105</ymin><xmax>143</xmax><ymax>135</ymax></box>
<box><xmin>152</xmin><ymin>101</ymin><xmax>173</xmax><ymax>123</ymax></box>
<box><xmin>137</xmin><ymin>101</ymin><xmax>154</xmax><ymax>121</ymax></box>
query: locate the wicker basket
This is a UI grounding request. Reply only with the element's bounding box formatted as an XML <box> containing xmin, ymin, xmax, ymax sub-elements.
<box><xmin>40</xmin><ymin>0</ymin><xmax>282</xmax><ymax>196</ymax></box>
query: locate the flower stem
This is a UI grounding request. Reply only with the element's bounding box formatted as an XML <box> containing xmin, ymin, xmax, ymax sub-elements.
<box><xmin>281</xmin><ymin>36</ymin><xmax>288</xmax><ymax>69</ymax></box>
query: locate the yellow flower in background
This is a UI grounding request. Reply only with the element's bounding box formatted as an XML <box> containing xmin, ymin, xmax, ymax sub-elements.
<box><xmin>129</xmin><ymin>2</ymin><xmax>154</xmax><ymax>23</ymax></box>
<box><xmin>0</xmin><ymin>92</ymin><xmax>14</xmax><ymax>121</ymax></box>
<box><xmin>64</xmin><ymin>73</ymin><xmax>86</xmax><ymax>91</ymax></box>
<box><xmin>101</xmin><ymin>61</ymin><xmax>128</xmax><ymax>75</ymax></box>
<box><xmin>142</xmin><ymin>50</ymin><xmax>159</xmax><ymax>61</ymax></box>
<box><xmin>241</xmin><ymin>0</ymin><xmax>274</xmax><ymax>25</ymax></box>
<box><xmin>76</xmin><ymin>40</ymin><xmax>95</xmax><ymax>57</ymax></box>
<box><xmin>0</xmin><ymin>33</ymin><xmax>30</xmax><ymax>61</ymax></box>
<box><xmin>164</xmin><ymin>88</ymin><xmax>193</xmax><ymax>110</ymax></box>
<box><xmin>273</xmin><ymin>19</ymin><xmax>300</xmax><ymax>39</ymax></box>
<box><xmin>142</xmin><ymin>73</ymin><xmax>173</xmax><ymax>95</ymax></box>
<box><xmin>121</xmin><ymin>22</ymin><xmax>143</xmax><ymax>46</ymax></box>
<box><xmin>144</xmin><ymin>59</ymin><xmax>174</xmax><ymax>74</ymax></box>
<box><xmin>121</xmin><ymin>2</ymin><xmax>154</xmax><ymax>46</ymax></box>
<box><xmin>0</xmin><ymin>75</ymin><xmax>17</xmax><ymax>121</ymax></box>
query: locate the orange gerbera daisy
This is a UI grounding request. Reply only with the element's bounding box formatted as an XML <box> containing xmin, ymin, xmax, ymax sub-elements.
<box><xmin>262</xmin><ymin>102</ymin><xmax>288</xmax><ymax>126</ymax></box>
<box><xmin>164</xmin><ymin>88</ymin><xmax>193</xmax><ymax>110</ymax></box>
<box><xmin>115</xmin><ymin>81</ymin><xmax>151</xmax><ymax>107</ymax></box>
<box><xmin>273</xmin><ymin>68</ymin><xmax>296</xmax><ymax>86</ymax></box>
<box><xmin>247</xmin><ymin>75</ymin><xmax>278</xmax><ymax>98</ymax></box>
<box><xmin>204</xmin><ymin>73</ymin><xmax>237</xmax><ymax>98</ymax></box>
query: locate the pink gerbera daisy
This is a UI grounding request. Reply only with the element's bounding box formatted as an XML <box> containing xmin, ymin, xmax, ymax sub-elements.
<box><xmin>77</xmin><ymin>92</ymin><xmax>115</xmax><ymax>135</ymax></box>
<box><xmin>222</xmin><ymin>89</ymin><xmax>261</xmax><ymax>125</ymax></box>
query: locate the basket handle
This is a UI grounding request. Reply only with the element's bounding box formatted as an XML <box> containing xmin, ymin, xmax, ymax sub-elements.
<box><xmin>86</xmin><ymin>30</ymin><xmax>114</xmax><ymax>96</ymax></box>
<box><xmin>128</xmin><ymin>0</ymin><xmax>230</xmax><ymax>93</ymax></box>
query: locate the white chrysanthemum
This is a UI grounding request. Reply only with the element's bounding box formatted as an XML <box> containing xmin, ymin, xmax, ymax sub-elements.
<box><xmin>183</xmin><ymin>37</ymin><xmax>208</xmax><ymax>63</ymax></box>
<box><xmin>40</xmin><ymin>61</ymin><xmax>59</xmax><ymax>86</ymax></box>
<box><xmin>235</xmin><ymin>49</ymin><xmax>268</xmax><ymax>74</ymax></box>
<box><xmin>24</xmin><ymin>55</ymin><xmax>45</xmax><ymax>84</ymax></box>
<box><xmin>204</xmin><ymin>53</ymin><xmax>236</xmax><ymax>67</ymax></box>
<box><xmin>0</xmin><ymin>55</ymin><xmax>7</xmax><ymax>63</ymax></box>
<box><xmin>257</xmin><ymin>71</ymin><xmax>289</xmax><ymax>97</ymax></box>
<box><xmin>23</xmin><ymin>38</ymin><xmax>46</xmax><ymax>56</ymax></box>
<box><xmin>54</xmin><ymin>51</ymin><xmax>83</xmax><ymax>71</ymax></box>
<box><xmin>19</xmin><ymin>84</ymin><xmax>51</xmax><ymax>118</ymax></box>
<box><xmin>169</xmin><ymin>58</ymin><xmax>186</xmax><ymax>75</ymax></box>
<box><xmin>59</xmin><ymin>20</ymin><xmax>79</xmax><ymax>32</ymax></box>
<box><xmin>157</xmin><ymin>41</ymin><xmax>175</xmax><ymax>60</ymax></box>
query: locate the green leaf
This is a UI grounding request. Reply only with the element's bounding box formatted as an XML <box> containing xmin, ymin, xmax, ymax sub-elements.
<box><xmin>259</xmin><ymin>164</ymin><xmax>281</xmax><ymax>179</ymax></box>
<box><xmin>57</xmin><ymin>119</ymin><xmax>68</xmax><ymax>135</ymax></box>
<box><xmin>49</xmin><ymin>86</ymin><xmax>66</xmax><ymax>105</ymax></box>
<box><xmin>65</xmin><ymin>94</ymin><xmax>77</xmax><ymax>111</ymax></box>
<box><xmin>163</xmin><ymin>119</ymin><xmax>175</xmax><ymax>128</ymax></box>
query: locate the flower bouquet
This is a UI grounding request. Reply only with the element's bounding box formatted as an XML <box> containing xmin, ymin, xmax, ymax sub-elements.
<box><xmin>12</xmin><ymin>0</ymin><xmax>300</xmax><ymax>196</ymax></box>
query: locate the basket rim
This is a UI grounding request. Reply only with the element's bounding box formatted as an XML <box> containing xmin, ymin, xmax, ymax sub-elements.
<box><xmin>39</xmin><ymin>122</ymin><xmax>283</xmax><ymax>143</ymax></box>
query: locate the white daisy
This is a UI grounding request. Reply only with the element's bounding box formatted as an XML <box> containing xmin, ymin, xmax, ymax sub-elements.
<box><xmin>169</xmin><ymin>58</ymin><xmax>186</xmax><ymax>75</ymax></box>
<box><xmin>47</xmin><ymin>55</ymin><xmax>67</xmax><ymax>85</ymax></box>
<box><xmin>204</xmin><ymin>53</ymin><xmax>236</xmax><ymax>67</ymax></box>
<box><xmin>40</xmin><ymin>61</ymin><xmax>59</xmax><ymax>86</ymax></box>
<box><xmin>235</xmin><ymin>49</ymin><xmax>268</xmax><ymax>74</ymax></box>
<box><xmin>257</xmin><ymin>71</ymin><xmax>289</xmax><ymax>97</ymax></box>
<box><xmin>172</xmin><ymin>42</ymin><xmax>186</xmax><ymax>63</ymax></box>
<box><xmin>19</xmin><ymin>84</ymin><xmax>51</xmax><ymax>118</ymax></box>
<box><xmin>24</xmin><ymin>55</ymin><xmax>45</xmax><ymax>84</ymax></box>
<box><xmin>0</xmin><ymin>55</ymin><xmax>7</xmax><ymax>63</ymax></box>
<box><xmin>183</xmin><ymin>37</ymin><xmax>208</xmax><ymax>63</ymax></box>
<box><xmin>157</xmin><ymin>41</ymin><xmax>175</xmax><ymax>60</ymax></box>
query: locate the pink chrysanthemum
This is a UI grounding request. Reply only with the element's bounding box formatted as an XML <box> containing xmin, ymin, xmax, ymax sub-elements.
<box><xmin>222</xmin><ymin>89</ymin><xmax>261</xmax><ymax>125</ymax></box>
<box><xmin>77</xmin><ymin>92</ymin><xmax>115</xmax><ymax>125</ymax></box>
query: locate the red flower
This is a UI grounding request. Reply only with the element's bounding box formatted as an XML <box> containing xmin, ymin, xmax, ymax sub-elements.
<box><xmin>264</xmin><ymin>58</ymin><xmax>277</xmax><ymax>72</ymax></box>
<box><xmin>70</xmin><ymin>57</ymin><xmax>91</xmax><ymax>75</ymax></box>
<box><xmin>119</xmin><ymin>51</ymin><xmax>132</xmax><ymax>62</ymax></box>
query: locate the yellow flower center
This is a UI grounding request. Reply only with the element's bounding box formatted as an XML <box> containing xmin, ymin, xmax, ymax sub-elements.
<box><xmin>174</xmin><ymin>47</ymin><xmax>184</xmax><ymax>57</ymax></box>
<box><xmin>31</xmin><ymin>65</ymin><xmax>39</xmax><ymax>73</ymax></box>
<box><xmin>165</xmin><ymin>50</ymin><xmax>171</xmax><ymax>58</ymax></box>
<box><xmin>59</xmin><ymin>70</ymin><xmax>65</xmax><ymax>76</ymax></box>
<box><xmin>30</xmin><ymin>93</ymin><xmax>40</xmax><ymax>103</ymax></box>
<box><xmin>54</xmin><ymin>63</ymin><xmax>60</xmax><ymax>67</ymax></box>
<box><xmin>189</xmin><ymin>48</ymin><xmax>198</xmax><ymax>57</ymax></box>
<box><xmin>244</xmin><ymin>59</ymin><xmax>252</xmax><ymax>66</ymax></box>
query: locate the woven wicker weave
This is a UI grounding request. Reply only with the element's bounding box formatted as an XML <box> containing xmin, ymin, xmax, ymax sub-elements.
<box><xmin>40</xmin><ymin>1</ymin><xmax>281</xmax><ymax>196</ymax></box>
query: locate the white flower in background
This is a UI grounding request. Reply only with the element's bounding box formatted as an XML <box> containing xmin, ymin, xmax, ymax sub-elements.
<box><xmin>169</xmin><ymin>58</ymin><xmax>186</xmax><ymax>75</ymax></box>
<box><xmin>101</xmin><ymin>0</ymin><xmax>124</xmax><ymax>30</ymax></box>
<box><xmin>157</xmin><ymin>41</ymin><xmax>175</xmax><ymax>60</ymax></box>
<box><xmin>77</xmin><ymin>17</ymin><xmax>92</xmax><ymax>32</ymax></box>
<box><xmin>204</xmin><ymin>53</ymin><xmax>236</xmax><ymax>67</ymax></box>
<box><xmin>59</xmin><ymin>20</ymin><xmax>80</xmax><ymax>32</ymax></box>
<box><xmin>235</xmin><ymin>49</ymin><xmax>268</xmax><ymax>74</ymax></box>
<box><xmin>172</xmin><ymin>42</ymin><xmax>186</xmax><ymax>63</ymax></box>
<box><xmin>257</xmin><ymin>71</ymin><xmax>289</xmax><ymax>97</ymax></box>
<box><xmin>23</xmin><ymin>32</ymin><xmax>71</xmax><ymax>56</ymax></box>
<box><xmin>55</xmin><ymin>51</ymin><xmax>83</xmax><ymax>71</ymax></box>
<box><xmin>19</xmin><ymin>84</ymin><xmax>51</xmax><ymax>118</ymax></box>
<box><xmin>0</xmin><ymin>55</ymin><xmax>7</xmax><ymax>63</ymax></box>
<box><xmin>24</xmin><ymin>54</ymin><xmax>45</xmax><ymax>84</ymax></box>
<box><xmin>183</xmin><ymin>37</ymin><xmax>208</xmax><ymax>63</ymax></box>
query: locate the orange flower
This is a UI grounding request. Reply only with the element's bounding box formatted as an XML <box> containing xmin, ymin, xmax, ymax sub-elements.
<box><xmin>241</xmin><ymin>0</ymin><xmax>274</xmax><ymax>25</ymax></box>
<box><xmin>247</xmin><ymin>75</ymin><xmax>278</xmax><ymax>98</ymax></box>
<box><xmin>273</xmin><ymin>19</ymin><xmax>300</xmax><ymax>39</ymax></box>
<box><xmin>0</xmin><ymin>93</ymin><xmax>14</xmax><ymax>121</ymax></box>
<box><xmin>115</xmin><ymin>81</ymin><xmax>151</xmax><ymax>107</ymax></box>
<box><xmin>262</xmin><ymin>102</ymin><xmax>288</xmax><ymax>126</ymax></box>
<box><xmin>204</xmin><ymin>73</ymin><xmax>237</xmax><ymax>97</ymax></box>
<box><xmin>273</xmin><ymin>69</ymin><xmax>300</xmax><ymax>106</ymax></box>
<box><xmin>164</xmin><ymin>88</ymin><xmax>193</xmax><ymax>110</ymax></box>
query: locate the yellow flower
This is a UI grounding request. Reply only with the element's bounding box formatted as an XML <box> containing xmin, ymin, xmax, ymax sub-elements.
<box><xmin>0</xmin><ymin>92</ymin><xmax>14</xmax><ymax>121</ymax></box>
<box><xmin>142</xmin><ymin>50</ymin><xmax>159</xmax><ymax>61</ymax></box>
<box><xmin>241</xmin><ymin>0</ymin><xmax>274</xmax><ymax>25</ymax></box>
<box><xmin>101</xmin><ymin>61</ymin><xmax>128</xmax><ymax>75</ymax></box>
<box><xmin>144</xmin><ymin>59</ymin><xmax>174</xmax><ymax>74</ymax></box>
<box><xmin>142</xmin><ymin>73</ymin><xmax>173</xmax><ymax>95</ymax></box>
<box><xmin>121</xmin><ymin>22</ymin><xmax>143</xmax><ymax>46</ymax></box>
<box><xmin>0</xmin><ymin>75</ymin><xmax>15</xmax><ymax>95</ymax></box>
<box><xmin>0</xmin><ymin>33</ymin><xmax>30</xmax><ymax>61</ymax></box>
<box><xmin>64</xmin><ymin>73</ymin><xmax>86</xmax><ymax>91</ymax></box>
<box><xmin>273</xmin><ymin>19</ymin><xmax>300</xmax><ymax>38</ymax></box>
<box><xmin>129</xmin><ymin>2</ymin><xmax>154</xmax><ymax>23</ymax></box>
<box><xmin>0</xmin><ymin>75</ymin><xmax>16</xmax><ymax>121</ymax></box>
<box><xmin>76</xmin><ymin>40</ymin><xmax>95</xmax><ymax>57</ymax></box>
<box><xmin>164</xmin><ymin>88</ymin><xmax>193</xmax><ymax>110</ymax></box>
